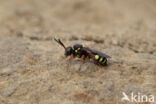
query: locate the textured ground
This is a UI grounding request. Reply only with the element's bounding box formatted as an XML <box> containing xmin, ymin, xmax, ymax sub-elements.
<box><xmin>0</xmin><ymin>0</ymin><xmax>156</xmax><ymax>104</ymax></box>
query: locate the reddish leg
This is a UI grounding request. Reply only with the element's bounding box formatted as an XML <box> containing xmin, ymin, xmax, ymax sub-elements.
<box><xmin>86</xmin><ymin>50</ymin><xmax>101</xmax><ymax>66</ymax></box>
<box><xmin>79</xmin><ymin>55</ymin><xmax>86</xmax><ymax>71</ymax></box>
<box><xmin>67</xmin><ymin>54</ymin><xmax>74</xmax><ymax>68</ymax></box>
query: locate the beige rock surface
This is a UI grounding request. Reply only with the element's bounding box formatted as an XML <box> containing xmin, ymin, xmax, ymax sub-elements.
<box><xmin>0</xmin><ymin>0</ymin><xmax>156</xmax><ymax>104</ymax></box>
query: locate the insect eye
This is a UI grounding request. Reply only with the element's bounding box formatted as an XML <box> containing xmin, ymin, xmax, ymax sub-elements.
<box><xmin>65</xmin><ymin>47</ymin><xmax>72</xmax><ymax>56</ymax></box>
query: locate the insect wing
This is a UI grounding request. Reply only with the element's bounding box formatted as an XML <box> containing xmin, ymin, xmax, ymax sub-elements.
<box><xmin>85</xmin><ymin>48</ymin><xmax>111</xmax><ymax>58</ymax></box>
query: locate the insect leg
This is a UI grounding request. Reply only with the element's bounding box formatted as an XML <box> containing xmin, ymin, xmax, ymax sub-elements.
<box><xmin>79</xmin><ymin>55</ymin><xmax>86</xmax><ymax>71</ymax></box>
<box><xmin>67</xmin><ymin>54</ymin><xmax>74</xmax><ymax>68</ymax></box>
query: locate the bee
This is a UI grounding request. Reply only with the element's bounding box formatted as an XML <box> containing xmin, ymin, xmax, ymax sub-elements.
<box><xmin>54</xmin><ymin>38</ymin><xmax>111</xmax><ymax>70</ymax></box>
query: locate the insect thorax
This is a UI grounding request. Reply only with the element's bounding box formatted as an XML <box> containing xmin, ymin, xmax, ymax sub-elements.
<box><xmin>72</xmin><ymin>44</ymin><xmax>84</xmax><ymax>57</ymax></box>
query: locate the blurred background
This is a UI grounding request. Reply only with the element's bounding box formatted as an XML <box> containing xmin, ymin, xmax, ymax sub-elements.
<box><xmin>0</xmin><ymin>0</ymin><xmax>155</xmax><ymax>36</ymax></box>
<box><xmin>0</xmin><ymin>0</ymin><xmax>156</xmax><ymax>53</ymax></box>
<box><xmin>0</xmin><ymin>0</ymin><xmax>156</xmax><ymax>104</ymax></box>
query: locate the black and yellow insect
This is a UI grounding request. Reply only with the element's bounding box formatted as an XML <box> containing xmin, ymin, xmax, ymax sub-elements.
<box><xmin>54</xmin><ymin>38</ymin><xmax>111</xmax><ymax>70</ymax></box>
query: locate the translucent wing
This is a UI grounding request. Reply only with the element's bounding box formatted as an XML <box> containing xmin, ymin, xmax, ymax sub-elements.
<box><xmin>84</xmin><ymin>47</ymin><xmax>111</xmax><ymax>58</ymax></box>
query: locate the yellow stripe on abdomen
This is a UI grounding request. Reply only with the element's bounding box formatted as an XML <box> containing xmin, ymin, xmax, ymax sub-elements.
<box><xmin>95</xmin><ymin>55</ymin><xmax>99</xmax><ymax>60</ymax></box>
<box><xmin>99</xmin><ymin>57</ymin><xmax>103</xmax><ymax>62</ymax></box>
<box><xmin>102</xmin><ymin>58</ymin><xmax>107</xmax><ymax>64</ymax></box>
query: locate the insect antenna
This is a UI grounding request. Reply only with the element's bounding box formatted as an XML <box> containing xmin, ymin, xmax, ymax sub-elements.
<box><xmin>54</xmin><ymin>38</ymin><xmax>66</xmax><ymax>49</ymax></box>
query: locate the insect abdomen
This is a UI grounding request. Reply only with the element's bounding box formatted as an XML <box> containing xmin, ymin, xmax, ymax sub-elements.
<box><xmin>95</xmin><ymin>55</ymin><xmax>107</xmax><ymax>66</ymax></box>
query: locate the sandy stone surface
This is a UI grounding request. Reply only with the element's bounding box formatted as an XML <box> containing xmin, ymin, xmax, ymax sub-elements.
<box><xmin>0</xmin><ymin>0</ymin><xmax>156</xmax><ymax>104</ymax></box>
